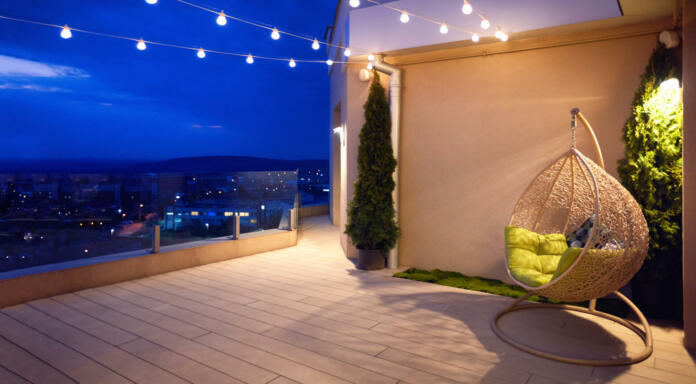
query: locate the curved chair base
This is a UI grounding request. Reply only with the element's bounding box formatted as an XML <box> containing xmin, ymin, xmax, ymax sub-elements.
<box><xmin>491</xmin><ymin>291</ymin><xmax>653</xmax><ymax>366</ymax></box>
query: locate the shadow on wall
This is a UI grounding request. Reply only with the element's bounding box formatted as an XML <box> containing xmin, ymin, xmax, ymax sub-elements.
<box><xmin>346</xmin><ymin>269</ymin><xmax>631</xmax><ymax>383</ymax></box>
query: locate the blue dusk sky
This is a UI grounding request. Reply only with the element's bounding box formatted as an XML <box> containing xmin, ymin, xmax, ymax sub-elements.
<box><xmin>0</xmin><ymin>0</ymin><xmax>337</xmax><ymax>160</ymax></box>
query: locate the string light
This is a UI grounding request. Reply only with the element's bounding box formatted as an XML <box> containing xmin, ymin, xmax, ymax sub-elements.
<box><xmin>480</xmin><ymin>18</ymin><xmax>490</xmax><ymax>30</ymax></box>
<box><xmin>216</xmin><ymin>11</ymin><xmax>227</xmax><ymax>26</ymax></box>
<box><xmin>366</xmin><ymin>62</ymin><xmax>373</xmax><ymax>70</ymax></box>
<box><xmin>60</xmin><ymin>25</ymin><xmax>71</xmax><ymax>39</ymax></box>
<box><xmin>344</xmin><ymin>48</ymin><xmax>351</xmax><ymax>57</ymax></box>
<box><xmin>440</xmin><ymin>23</ymin><xmax>448</xmax><ymax>34</ymax></box>
<box><xmin>471</xmin><ymin>33</ymin><xmax>480</xmax><ymax>42</ymax></box>
<box><xmin>175</xmin><ymin>0</ymin><xmax>367</xmax><ymax>54</ymax></box>
<box><xmin>462</xmin><ymin>1</ymin><xmax>473</xmax><ymax>15</ymax></box>
<box><xmin>246</xmin><ymin>54</ymin><xmax>254</xmax><ymax>64</ymax></box>
<box><xmin>0</xmin><ymin>14</ymin><xmax>354</xmax><ymax>67</ymax></box>
<box><xmin>136</xmin><ymin>38</ymin><xmax>147</xmax><ymax>50</ymax></box>
<box><xmin>500</xmin><ymin>33</ymin><xmax>508</xmax><ymax>42</ymax></box>
<box><xmin>400</xmin><ymin>11</ymin><xmax>410</xmax><ymax>24</ymax></box>
<box><xmin>289</xmin><ymin>58</ymin><xmax>296</xmax><ymax>68</ymax></box>
<box><xmin>312</xmin><ymin>38</ymin><xmax>320</xmax><ymax>50</ymax></box>
<box><xmin>349</xmin><ymin>0</ymin><xmax>360</xmax><ymax>7</ymax></box>
<box><xmin>367</xmin><ymin>53</ymin><xmax>375</xmax><ymax>61</ymax></box>
<box><xmin>271</xmin><ymin>28</ymin><xmax>280</xmax><ymax>40</ymax></box>
<box><xmin>145</xmin><ymin>0</ymin><xmax>158</xmax><ymax>4</ymax></box>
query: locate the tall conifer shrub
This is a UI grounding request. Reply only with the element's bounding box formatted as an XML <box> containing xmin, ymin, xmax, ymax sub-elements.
<box><xmin>345</xmin><ymin>72</ymin><xmax>399</xmax><ymax>252</ymax></box>
<box><xmin>618</xmin><ymin>43</ymin><xmax>682</xmax><ymax>292</ymax></box>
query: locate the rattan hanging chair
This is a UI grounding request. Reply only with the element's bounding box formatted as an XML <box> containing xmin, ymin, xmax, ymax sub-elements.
<box><xmin>491</xmin><ymin>108</ymin><xmax>652</xmax><ymax>366</ymax></box>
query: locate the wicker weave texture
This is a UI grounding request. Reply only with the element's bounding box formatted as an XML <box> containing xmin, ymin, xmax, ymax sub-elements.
<box><xmin>509</xmin><ymin>149</ymin><xmax>649</xmax><ymax>302</ymax></box>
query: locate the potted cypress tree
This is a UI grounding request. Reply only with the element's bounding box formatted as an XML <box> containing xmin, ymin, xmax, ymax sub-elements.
<box><xmin>618</xmin><ymin>42</ymin><xmax>683</xmax><ymax>320</ymax></box>
<box><xmin>345</xmin><ymin>71</ymin><xmax>400</xmax><ymax>270</ymax></box>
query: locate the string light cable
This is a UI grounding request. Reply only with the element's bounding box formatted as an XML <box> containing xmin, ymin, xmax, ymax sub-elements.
<box><xmin>0</xmin><ymin>14</ymin><xmax>354</xmax><ymax>66</ymax></box>
<box><xmin>361</xmin><ymin>0</ymin><xmax>508</xmax><ymax>41</ymax></box>
<box><xmin>171</xmin><ymin>0</ymin><xmax>372</xmax><ymax>54</ymax></box>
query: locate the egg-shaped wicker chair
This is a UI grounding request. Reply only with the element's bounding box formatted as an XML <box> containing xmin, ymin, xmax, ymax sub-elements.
<box><xmin>491</xmin><ymin>108</ymin><xmax>652</xmax><ymax>366</ymax></box>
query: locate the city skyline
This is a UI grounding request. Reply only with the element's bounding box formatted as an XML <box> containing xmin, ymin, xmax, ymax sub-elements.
<box><xmin>0</xmin><ymin>0</ymin><xmax>335</xmax><ymax>161</ymax></box>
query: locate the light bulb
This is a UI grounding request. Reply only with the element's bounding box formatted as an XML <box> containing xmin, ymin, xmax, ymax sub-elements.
<box><xmin>367</xmin><ymin>62</ymin><xmax>373</xmax><ymax>70</ymax></box>
<box><xmin>349</xmin><ymin>0</ymin><xmax>360</xmax><ymax>8</ymax></box>
<box><xmin>367</xmin><ymin>53</ymin><xmax>375</xmax><ymax>62</ymax></box>
<box><xmin>440</xmin><ymin>24</ymin><xmax>448</xmax><ymax>34</ymax></box>
<box><xmin>500</xmin><ymin>33</ymin><xmax>508</xmax><ymax>42</ymax></box>
<box><xmin>462</xmin><ymin>1</ymin><xmax>472</xmax><ymax>15</ymax></box>
<box><xmin>136</xmin><ymin>38</ymin><xmax>147</xmax><ymax>51</ymax></box>
<box><xmin>480</xmin><ymin>18</ymin><xmax>490</xmax><ymax>30</ymax></box>
<box><xmin>495</xmin><ymin>29</ymin><xmax>503</xmax><ymax>39</ymax></box>
<box><xmin>289</xmin><ymin>59</ymin><xmax>296</xmax><ymax>68</ymax></box>
<box><xmin>326</xmin><ymin>59</ymin><xmax>334</xmax><ymax>66</ymax></box>
<box><xmin>197</xmin><ymin>48</ymin><xmax>206</xmax><ymax>59</ymax></box>
<box><xmin>312</xmin><ymin>38</ymin><xmax>320</xmax><ymax>50</ymax></box>
<box><xmin>271</xmin><ymin>28</ymin><xmax>280</xmax><ymax>40</ymax></box>
<box><xmin>344</xmin><ymin>48</ymin><xmax>351</xmax><ymax>57</ymax></box>
<box><xmin>471</xmin><ymin>33</ymin><xmax>479</xmax><ymax>42</ymax></box>
<box><xmin>216</xmin><ymin>11</ymin><xmax>227</xmax><ymax>26</ymax></box>
<box><xmin>246</xmin><ymin>54</ymin><xmax>254</xmax><ymax>64</ymax></box>
<box><xmin>60</xmin><ymin>25</ymin><xmax>72</xmax><ymax>39</ymax></box>
<box><xmin>400</xmin><ymin>12</ymin><xmax>410</xmax><ymax>23</ymax></box>
<box><xmin>145</xmin><ymin>0</ymin><xmax>158</xmax><ymax>4</ymax></box>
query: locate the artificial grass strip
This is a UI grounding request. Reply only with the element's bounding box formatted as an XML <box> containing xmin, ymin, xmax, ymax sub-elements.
<box><xmin>394</xmin><ymin>268</ymin><xmax>630</xmax><ymax>317</ymax></box>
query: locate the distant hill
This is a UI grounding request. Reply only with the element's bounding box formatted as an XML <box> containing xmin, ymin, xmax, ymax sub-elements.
<box><xmin>0</xmin><ymin>156</ymin><xmax>328</xmax><ymax>174</ymax></box>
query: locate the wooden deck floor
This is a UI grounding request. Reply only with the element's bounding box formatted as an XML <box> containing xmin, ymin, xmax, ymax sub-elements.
<box><xmin>0</xmin><ymin>215</ymin><xmax>693</xmax><ymax>384</ymax></box>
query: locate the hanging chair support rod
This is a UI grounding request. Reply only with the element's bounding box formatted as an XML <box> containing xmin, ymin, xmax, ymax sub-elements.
<box><xmin>571</xmin><ymin>108</ymin><xmax>606</xmax><ymax>170</ymax></box>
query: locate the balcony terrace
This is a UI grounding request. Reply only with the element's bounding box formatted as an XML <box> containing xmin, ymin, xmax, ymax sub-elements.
<box><xmin>0</xmin><ymin>215</ymin><xmax>693</xmax><ymax>384</ymax></box>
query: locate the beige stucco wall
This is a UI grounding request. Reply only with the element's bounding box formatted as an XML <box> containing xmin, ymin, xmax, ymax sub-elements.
<box><xmin>682</xmin><ymin>0</ymin><xmax>695</xmax><ymax>349</ymax></box>
<box><xmin>396</xmin><ymin>33</ymin><xmax>657</xmax><ymax>281</ymax></box>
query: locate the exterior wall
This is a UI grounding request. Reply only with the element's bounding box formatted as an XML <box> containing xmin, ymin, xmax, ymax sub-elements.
<box><xmin>299</xmin><ymin>203</ymin><xmax>329</xmax><ymax>218</ymax></box>
<box><xmin>395</xmin><ymin>33</ymin><xmax>657</xmax><ymax>281</ymax></box>
<box><xmin>0</xmin><ymin>230</ymin><xmax>297</xmax><ymax>308</ymax></box>
<box><xmin>683</xmin><ymin>0</ymin><xmax>696</xmax><ymax>349</ymax></box>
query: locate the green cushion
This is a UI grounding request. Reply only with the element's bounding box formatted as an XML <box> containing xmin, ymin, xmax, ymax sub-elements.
<box><xmin>505</xmin><ymin>226</ymin><xmax>568</xmax><ymax>287</ymax></box>
<box><xmin>552</xmin><ymin>247</ymin><xmax>582</xmax><ymax>280</ymax></box>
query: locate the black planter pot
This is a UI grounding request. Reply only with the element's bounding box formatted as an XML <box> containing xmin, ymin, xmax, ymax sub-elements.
<box><xmin>631</xmin><ymin>280</ymin><xmax>683</xmax><ymax>321</ymax></box>
<box><xmin>357</xmin><ymin>249</ymin><xmax>385</xmax><ymax>270</ymax></box>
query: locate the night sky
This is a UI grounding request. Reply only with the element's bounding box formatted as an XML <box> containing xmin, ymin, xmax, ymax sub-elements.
<box><xmin>0</xmin><ymin>0</ymin><xmax>336</xmax><ymax>161</ymax></box>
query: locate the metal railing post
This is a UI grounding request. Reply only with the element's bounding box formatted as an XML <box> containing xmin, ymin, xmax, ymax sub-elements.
<box><xmin>234</xmin><ymin>214</ymin><xmax>241</xmax><ymax>239</ymax></box>
<box><xmin>152</xmin><ymin>225</ymin><xmax>160</xmax><ymax>253</ymax></box>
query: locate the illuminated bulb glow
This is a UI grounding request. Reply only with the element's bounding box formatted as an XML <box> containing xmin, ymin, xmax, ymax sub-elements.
<box><xmin>216</xmin><ymin>11</ymin><xmax>227</xmax><ymax>26</ymax></box>
<box><xmin>343</xmin><ymin>48</ymin><xmax>351</xmax><ymax>57</ymax></box>
<box><xmin>136</xmin><ymin>39</ymin><xmax>147</xmax><ymax>50</ymax></box>
<box><xmin>400</xmin><ymin>12</ymin><xmax>410</xmax><ymax>23</ymax></box>
<box><xmin>246</xmin><ymin>54</ymin><xmax>254</xmax><ymax>64</ymax></box>
<box><xmin>500</xmin><ymin>33</ymin><xmax>508</xmax><ymax>42</ymax></box>
<box><xmin>494</xmin><ymin>29</ymin><xmax>503</xmax><ymax>39</ymax></box>
<box><xmin>289</xmin><ymin>59</ymin><xmax>296</xmax><ymax>68</ymax></box>
<box><xmin>326</xmin><ymin>59</ymin><xmax>334</xmax><ymax>66</ymax></box>
<box><xmin>367</xmin><ymin>62</ymin><xmax>373</xmax><ymax>70</ymax></box>
<box><xmin>462</xmin><ymin>1</ymin><xmax>473</xmax><ymax>15</ymax></box>
<box><xmin>471</xmin><ymin>33</ymin><xmax>480</xmax><ymax>42</ymax></box>
<box><xmin>60</xmin><ymin>25</ymin><xmax>72</xmax><ymax>39</ymax></box>
<box><xmin>271</xmin><ymin>28</ymin><xmax>280</xmax><ymax>40</ymax></box>
<box><xmin>367</xmin><ymin>53</ymin><xmax>375</xmax><ymax>62</ymax></box>
<box><xmin>480</xmin><ymin>18</ymin><xmax>490</xmax><ymax>29</ymax></box>
<box><xmin>349</xmin><ymin>0</ymin><xmax>360</xmax><ymax>8</ymax></box>
<box><xmin>312</xmin><ymin>38</ymin><xmax>320</xmax><ymax>50</ymax></box>
<box><xmin>146</xmin><ymin>0</ymin><xmax>158</xmax><ymax>4</ymax></box>
<box><xmin>440</xmin><ymin>24</ymin><xmax>448</xmax><ymax>34</ymax></box>
<box><xmin>197</xmin><ymin>48</ymin><xmax>206</xmax><ymax>58</ymax></box>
